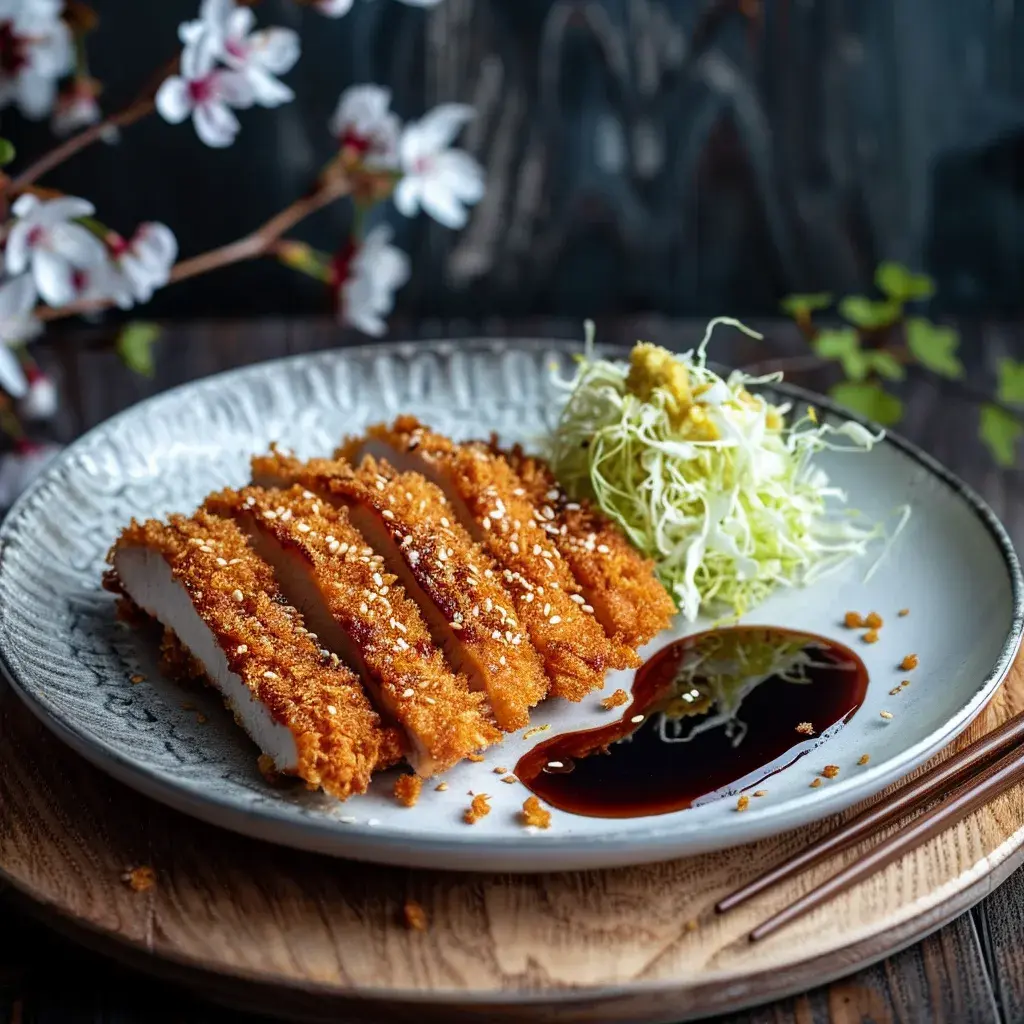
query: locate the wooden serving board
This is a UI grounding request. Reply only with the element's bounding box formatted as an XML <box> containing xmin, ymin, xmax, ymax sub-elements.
<box><xmin>3</xmin><ymin>656</ymin><xmax>1024</xmax><ymax>1024</ymax></box>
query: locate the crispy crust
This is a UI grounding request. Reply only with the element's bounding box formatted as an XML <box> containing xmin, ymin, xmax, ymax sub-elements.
<box><xmin>501</xmin><ymin>445</ymin><xmax>676</xmax><ymax>648</ymax></box>
<box><xmin>253</xmin><ymin>449</ymin><xmax>549</xmax><ymax>730</ymax></box>
<box><xmin>104</xmin><ymin>511</ymin><xmax>387</xmax><ymax>800</ymax></box>
<box><xmin>205</xmin><ymin>485</ymin><xmax>501</xmax><ymax>775</ymax></box>
<box><xmin>347</xmin><ymin>419</ymin><xmax>635</xmax><ymax>701</ymax></box>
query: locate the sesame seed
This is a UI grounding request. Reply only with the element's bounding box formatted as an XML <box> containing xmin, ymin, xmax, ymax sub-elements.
<box><xmin>597</xmin><ymin>544</ymin><xmax>610</xmax><ymax>554</ymax></box>
<box><xmin>450</xmin><ymin>620</ymin><xmax>463</xmax><ymax>630</ymax></box>
<box><xmin>263</xmin><ymin>510</ymin><xmax>277</xmax><ymax>519</ymax></box>
<box><xmin>395</xmin><ymin>638</ymin><xmax>409</xmax><ymax>651</ymax></box>
<box><xmin>280</xmin><ymin>509</ymin><xmax>292</xmax><ymax>522</ymax></box>
<box><xmin>320</xmin><ymin>649</ymin><xmax>330</xmax><ymax>658</ymax></box>
<box><xmin>228</xmin><ymin>558</ymin><xmax>241</xmax><ymax>565</ymax></box>
<box><xmin>492</xmin><ymin>630</ymin><xmax>502</xmax><ymax>640</ymax></box>
<box><xmin>372</xmin><ymin>572</ymin><xmax>384</xmax><ymax>587</ymax></box>
<box><xmin>511</xmin><ymin>635</ymin><xmax>521</xmax><ymax>645</ymax></box>
<box><xmin>215</xmin><ymin>557</ymin><xmax>227</xmax><ymax>566</ymax></box>
<box><xmin>236</xmin><ymin>644</ymin><xmax>248</xmax><ymax>654</ymax></box>
<box><xmin>570</xmin><ymin>594</ymin><xmax>585</xmax><ymax>604</ymax></box>
<box><xmin>394</xmin><ymin>621</ymin><xmax>407</xmax><ymax>633</ymax></box>
<box><xmin>359</xmin><ymin>602</ymin><xmax>368</xmax><ymax>613</ymax></box>
<box><xmin>440</xmin><ymin>516</ymin><xmax>450</xmax><ymax>528</ymax></box>
<box><xmin>549</xmin><ymin>615</ymin><xmax>561</xmax><ymax>624</ymax></box>
<box><xmin>311</xmin><ymin>503</ymin><xmax>320</xmax><ymax>516</ymax></box>
<box><xmin>499</xmin><ymin>655</ymin><xmax>506</xmax><ymax>665</ymax></box>
<box><xmin>328</xmin><ymin>540</ymin><xmax>340</xmax><ymax>553</ymax></box>
<box><xmin>380</xmin><ymin>586</ymin><xmax>389</xmax><ymax>595</ymax></box>
<box><xmin>509</xmin><ymin>541</ymin><xmax>519</xmax><ymax>554</ymax></box>
<box><xmin>880</xmin><ymin>710</ymin><xmax>893</xmax><ymax>720</ymax></box>
<box><xmin>402</xmin><ymin>688</ymin><xmax>415</xmax><ymax>698</ymax></box>
<box><xmin>424</xmin><ymin>696</ymin><xmax>437</xmax><ymax>705</ymax></box>
<box><xmin>231</xmin><ymin>589</ymin><xmax>244</xmax><ymax>602</ymax></box>
<box><xmin>435</xmin><ymin>782</ymin><xmax>448</xmax><ymax>791</ymax></box>
<box><xmin>409</xmin><ymin>551</ymin><xmax>420</xmax><ymax>564</ymax></box>
<box><xmin>263</xmin><ymin>670</ymin><xmax>278</xmax><ymax>679</ymax></box>
<box><xmin>543</xmin><ymin>603</ymin><xmax>551</xmax><ymax>616</ymax></box>
<box><xmin>296</xmin><ymin>522</ymin><xmax>311</xmax><ymax>533</ymax></box>
<box><xmin>382</xmin><ymin>510</ymin><xmax>395</xmax><ymax>520</ymax></box>
<box><xmin>339</xmin><ymin>815</ymin><xmax>357</xmax><ymax>824</ymax></box>
<box><xmin>582</xmin><ymin>604</ymin><xmax>594</xmax><ymax>613</ymax></box>
<box><xmin>327</xmin><ymin>705</ymin><xmax>337</xmax><ymax>715</ymax></box>
<box><xmin>339</xmin><ymin>542</ymin><xmax>349</xmax><ymax>554</ymax></box>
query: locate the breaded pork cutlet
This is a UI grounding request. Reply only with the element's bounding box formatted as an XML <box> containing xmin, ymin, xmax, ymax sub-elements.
<box><xmin>341</xmin><ymin>418</ymin><xmax>638</xmax><ymax>701</ymax></box>
<box><xmin>104</xmin><ymin>511</ymin><xmax>390</xmax><ymax>799</ymax></box>
<box><xmin>500</xmin><ymin>444</ymin><xmax>676</xmax><ymax>648</ymax></box>
<box><xmin>252</xmin><ymin>449</ymin><xmax>549</xmax><ymax>730</ymax></box>
<box><xmin>206</xmin><ymin>485</ymin><xmax>501</xmax><ymax>776</ymax></box>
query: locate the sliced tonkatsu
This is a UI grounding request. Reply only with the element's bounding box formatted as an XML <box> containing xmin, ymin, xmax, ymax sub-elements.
<box><xmin>500</xmin><ymin>444</ymin><xmax>676</xmax><ymax>648</ymax></box>
<box><xmin>205</xmin><ymin>485</ymin><xmax>501</xmax><ymax>776</ymax></box>
<box><xmin>251</xmin><ymin>449</ymin><xmax>549</xmax><ymax>730</ymax></box>
<box><xmin>342</xmin><ymin>418</ymin><xmax>638</xmax><ymax>702</ymax></box>
<box><xmin>104</xmin><ymin>510</ymin><xmax>390</xmax><ymax>799</ymax></box>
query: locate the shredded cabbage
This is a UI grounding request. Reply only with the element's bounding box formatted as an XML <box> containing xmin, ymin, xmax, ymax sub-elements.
<box><xmin>548</xmin><ymin>318</ymin><xmax>891</xmax><ymax>621</ymax></box>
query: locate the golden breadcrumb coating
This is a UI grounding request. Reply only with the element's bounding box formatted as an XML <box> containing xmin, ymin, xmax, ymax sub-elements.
<box><xmin>521</xmin><ymin>796</ymin><xmax>551</xmax><ymax>829</ymax></box>
<box><xmin>205</xmin><ymin>485</ymin><xmax>501</xmax><ymax>776</ymax></box>
<box><xmin>394</xmin><ymin>772</ymin><xmax>423</xmax><ymax>807</ymax></box>
<box><xmin>345</xmin><ymin>418</ymin><xmax>635</xmax><ymax>701</ymax></box>
<box><xmin>252</xmin><ymin>448</ymin><xmax>549</xmax><ymax>731</ymax></box>
<box><xmin>104</xmin><ymin>511</ymin><xmax>388</xmax><ymax>799</ymax></box>
<box><xmin>463</xmin><ymin>793</ymin><xmax>491</xmax><ymax>823</ymax></box>
<box><xmin>501</xmin><ymin>445</ymin><xmax>675</xmax><ymax>648</ymax></box>
<box><xmin>403</xmin><ymin>899</ymin><xmax>429</xmax><ymax>931</ymax></box>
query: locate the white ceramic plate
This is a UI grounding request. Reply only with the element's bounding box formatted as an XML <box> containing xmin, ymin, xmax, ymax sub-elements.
<box><xmin>0</xmin><ymin>339</ymin><xmax>1020</xmax><ymax>872</ymax></box>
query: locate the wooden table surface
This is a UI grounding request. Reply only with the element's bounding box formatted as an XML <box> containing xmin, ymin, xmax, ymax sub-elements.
<box><xmin>2</xmin><ymin>316</ymin><xmax>1022</xmax><ymax>1024</ymax></box>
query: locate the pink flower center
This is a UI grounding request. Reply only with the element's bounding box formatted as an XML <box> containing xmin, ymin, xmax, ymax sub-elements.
<box><xmin>188</xmin><ymin>74</ymin><xmax>217</xmax><ymax>106</ymax></box>
<box><xmin>412</xmin><ymin>156</ymin><xmax>434</xmax><ymax>175</ymax></box>
<box><xmin>0</xmin><ymin>22</ymin><xmax>28</xmax><ymax>76</ymax></box>
<box><xmin>340</xmin><ymin>129</ymin><xmax>371</xmax><ymax>156</ymax></box>
<box><xmin>25</xmin><ymin>226</ymin><xmax>45</xmax><ymax>248</ymax></box>
<box><xmin>71</xmin><ymin>269</ymin><xmax>89</xmax><ymax>293</ymax></box>
<box><xmin>107</xmin><ymin>233</ymin><xmax>129</xmax><ymax>258</ymax></box>
<box><xmin>225</xmin><ymin>38</ymin><xmax>247</xmax><ymax>61</ymax></box>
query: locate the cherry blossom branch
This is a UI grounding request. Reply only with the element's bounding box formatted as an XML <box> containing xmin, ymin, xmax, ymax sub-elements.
<box><xmin>5</xmin><ymin>53</ymin><xmax>181</xmax><ymax>196</ymax></box>
<box><xmin>36</xmin><ymin>174</ymin><xmax>352</xmax><ymax>323</ymax></box>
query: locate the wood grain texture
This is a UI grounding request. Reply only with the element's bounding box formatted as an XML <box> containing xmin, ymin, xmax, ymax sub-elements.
<box><xmin>1</xmin><ymin>651</ymin><xmax>1022</xmax><ymax>1024</ymax></box>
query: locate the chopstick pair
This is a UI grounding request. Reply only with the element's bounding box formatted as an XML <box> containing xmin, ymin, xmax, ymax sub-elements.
<box><xmin>716</xmin><ymin>710</ymin><xmax>1024</xmax><ymax>940</ymax></box>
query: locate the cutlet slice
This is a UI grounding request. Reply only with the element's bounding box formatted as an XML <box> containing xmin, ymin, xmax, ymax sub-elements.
<box><xmin>251</xmin><ymin>449</ymin><xmax>549</xmax><ymax>730</ymax></box>
<box><xmin>206</xmin><ymin>485</ymin><xmax>500</xmax><ymax>776</ymax></box>
<box><xmin>342</xmin><ymin>418</ymin><xmax>638</xmax><ymax>701</ymax></box>
<box><xmin>104</xmin><ymin>511</ymin><xmax>387</xmax><ymax>799</ymax></box>
<box><xmin>501</xmin><ymin>445</ymin><xmax>676</xmax><ymax>648</ymax></box>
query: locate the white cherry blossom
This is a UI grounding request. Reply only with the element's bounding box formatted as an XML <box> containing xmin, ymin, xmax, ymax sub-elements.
<box><xmin>335</xmin><ymin>225</ymin><xmax>409</xmax><ymax>337</ymax></box>
<box><xmin>5</xmin><ymin>195</ymin><xmax>108</xmax><ymax>308</ymax></box>
<box><xmin>312</xmin><ymin>0</ymin><xmax>354</xmax><ymax>14</ymax></box>
<box><xmin>181</xmin><ymin>0</ymin><xmax>300</xmax><ymax>108</ymax></box>
<box><xmin>394</xmin><ymin>104</ymin><xmax>484</xmax><ymax>229</ymax></box>
<box><xmin>19</xmin><ymin>366</ymin><xmax>57</xmax><ymax>420</ymax></box>
<box><xmin>109</xmin><ymin>223</ymin><xmax>178</xmax><ymax>308</ymax></box>
<box><xmin>155</xmin><ymin>32</ymin><xmax>253</xmax><ymax>148</ymax></box>
<box><xmin>329</xmin><ymin>85</ymin><xmax>400</xmax><ymax>168</ymax></box>
<box><xmin>0</xmin><ymin>0</ymin><xmax>73</xmax><ymax>119</ymax></box>
<box><xmin>0</xmin><ymin>274</ymin><xmax>42</xmax><ymax>399</ymax></box>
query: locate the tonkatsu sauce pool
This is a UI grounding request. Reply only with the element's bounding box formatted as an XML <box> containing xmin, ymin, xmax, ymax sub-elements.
<box><xmin>515</xmin><ymin>626</ymin><xmax>868</xmax><ymax>818</ymax></box>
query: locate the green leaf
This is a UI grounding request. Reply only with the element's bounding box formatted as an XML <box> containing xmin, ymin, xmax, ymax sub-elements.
<box><xmin>0</xmin><ymin>138</ymin><xmax>15</xmax><ymax>166</ymax></box>
<box><xmin>865</xmin><ymin>350</ymin><xmax>906</xmax><ymax>381</ymax></box>
<box><xmin>829</xmin><ymin>381</ymin><xmax>904</xmax><ymax>426</ymax></box>
<box><xmin>905</xmin><ymin>318</ymin><xmax>964</xmax><ymax>379</ymax></box>
<box><xmin>875</xmin><ymin>262</ymin><xmax>935</xmax><ymax>302</ymax></box>
<box><xmin>979</xmin><ymin>404</ymin><xmax>1023</xmax><ymax>467</ymax></box>
<box><xmin>116</xmin><ymin>321</ymin><xmax>161</xmax><ymax>377</ymax></box>
<box><xmin>838</xmin><ymin>295</ymin><xmax>902</xmax><ymax>329</ymax></box>
<box><xmin>996</xmin><ymin>358</ymin><xmax>1024</xmax><ymax>405</ymax></box>
<box><xmin>780</xmin><ymin>292</ymin><xmax>833</xmax><ymax>317</ymax></box>
<box><xmin>813</xmin><ymin>327</ymin><xmax>868</xmax><ymax>380</ymax></box>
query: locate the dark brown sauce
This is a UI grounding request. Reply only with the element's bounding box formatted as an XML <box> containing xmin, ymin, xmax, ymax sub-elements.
<box><xmin>515</xmin><ymin>626</ymin><xmax>868</xmax><ymax>818</ymax></box>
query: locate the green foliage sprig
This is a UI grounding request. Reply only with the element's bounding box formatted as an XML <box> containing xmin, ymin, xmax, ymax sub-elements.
<box><xmin>782</xmin><ymin>263</ymin><xmax>1024</xmax><ymax>466</ymax></box>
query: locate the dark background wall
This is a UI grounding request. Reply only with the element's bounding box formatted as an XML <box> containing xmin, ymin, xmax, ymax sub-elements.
<box><xmin>4</xmin><ymin>0</ymin><xmax>1024</xmax><ymax>321</ymax></box>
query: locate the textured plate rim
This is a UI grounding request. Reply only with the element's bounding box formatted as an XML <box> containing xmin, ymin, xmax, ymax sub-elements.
<box><xmin>0</xmin><ymin>337</ymin><xmax>1021</xmax><ymax>869</ymax></box>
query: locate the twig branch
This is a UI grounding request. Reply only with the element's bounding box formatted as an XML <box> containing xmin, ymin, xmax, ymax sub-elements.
<box><xmin>37</xmin><ymin>174</ymin><xmax>353</xmax><ymax>323</ymax></box>
<box><xmin>6</xmin><ymin>53</ymin><xmax>181</xmax><ymax>195</ymax></box>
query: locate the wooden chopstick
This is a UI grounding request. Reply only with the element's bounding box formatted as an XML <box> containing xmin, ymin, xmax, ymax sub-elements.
<box><xmin>712</xmin><ymin>709</ymin><xmax>1024</xmax><ymax>940</ymax></box>
<box><xmin>748</xmin><ymin>740</ymin><xmax>1024</xmax><ymax>940</ymax></box>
